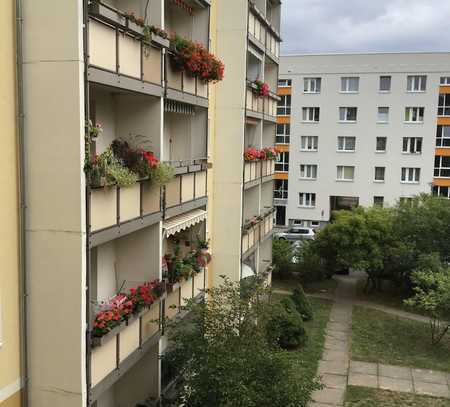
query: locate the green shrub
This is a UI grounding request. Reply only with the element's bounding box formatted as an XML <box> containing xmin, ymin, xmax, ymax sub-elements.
<box><xmin>151</xmin><ymin>162</ymin><xmax>175</xmax><ymax>186</ymax></box>
<box><xmin>266</xmin><ymin>297</ymin><xmax>307</xmax><ymax>350</ymax></box>
<box><xmin>272</xmin><ymin>239</ymin><xmax>294</xmax><ymax>277</ymax></box>
<box><xmin>291</xmin><ymin>285</ymin><xmax>313</xmax><ymax>321</ymax></box>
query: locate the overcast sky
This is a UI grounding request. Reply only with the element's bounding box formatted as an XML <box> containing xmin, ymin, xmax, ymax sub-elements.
<box><xmin>281</xmin><ymin>0</ymin><xmax>450</xmax><ymax>55</ymax></box>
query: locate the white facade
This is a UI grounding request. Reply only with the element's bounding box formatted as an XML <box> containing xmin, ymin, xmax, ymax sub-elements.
<box><xmin>279</xmin><ymin>52</ymin><xmax>450</xmax><ymax>226</ymax></box>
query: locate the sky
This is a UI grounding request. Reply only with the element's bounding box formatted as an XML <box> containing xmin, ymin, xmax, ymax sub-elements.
<box><xmin>281</xmin><ymin>0</ymin><xmax>450</xmax><ymax>55</ymax></box>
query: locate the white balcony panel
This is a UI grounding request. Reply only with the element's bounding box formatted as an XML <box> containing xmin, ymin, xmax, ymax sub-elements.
<box><xmin>167</xmin><ymin>61</ymin><xmax>182</xmax><ymax>91</ymax></box>
<box><xmin>120</xmin><ymin>183</ymin><xmax>141</xmax><ymax>222</ymax></box>
<box><xmin>143</xmin><ymin>46</ymin><xmax>162</xmax><ymax>84</ymax></box>
<box><xmin>89</xmin><ymin>20</ymin><xmax>116</xmax><ymax>72</ymax></box>
<box><xmin>197</xmin><ymin>80</ymin><xmax>208</xmax><ymax>98</ymax></box>
<box><xmin>166</xmin><ymin>289</ymin><xmax>179</xmax><ymax>319</ymax></box>
<box><xmin>119</xmin><ymin>318</ymin><xmax>140</xmax><ymax>362</ymax></box>
<box><xmin>142</xmin><ymin>182</ymin><xmax>161</xmax><ymax>215</ymax></box>
<box><xmin>165</xmin><ymin>177</ymin><xmax>181</xmax><ymax>208</ymax></box>
<box><xmin>242</xmin><ymin>233</ymin><xmax>249</xmax><ymax>253</ymax></box>
<box><xmin>141</xmin><ymin>303</ymin><xmax>160</xmax><ymax>342</ymax></box>
<box><xmin>244</xmin><ymin>162</ymin><xmax>252</xmax><ymax>183</ymax></box>
<box><xmin>195</xmin><ymin>171</ymin><xmax>207</xmax><ymax>198</ymax></box>
<box><xmin>119</xmin><ymin>34</ymin><xmax>141</xmax><ymax>78</ymax></box>
<box><xmin>91</xmin><ymin>336</ymin><xmax>117</xmax><ymax>386</ymax></box>
<box><xmin>194</xmin><ymin>269</ymin><xmax>205</xmax><ymax>295</ymax></box>
<box><xmin>91</xmin><ymin>187</ymin><xmax>117</xmax><ymax>232</ymax></box>
<box><xmin>181</xmin><ymin>173</ymin><xmax>195</xmax><ymax>203</ymax></box>
<box><xmin>184</xmin><ymin>75</ymin><xmax>196</xmax><ymax>94</ymax></box>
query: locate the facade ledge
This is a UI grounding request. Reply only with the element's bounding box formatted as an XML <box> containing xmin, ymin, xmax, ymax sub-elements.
<box><xmin>166</xmin><ymin>87</ymin><xmax>209</xmax><ymax>109</ymax></box>
<box><xmin>248</xmin><ymin>34</ymin><xmax>265</xmax><ymax>53</ymax></box>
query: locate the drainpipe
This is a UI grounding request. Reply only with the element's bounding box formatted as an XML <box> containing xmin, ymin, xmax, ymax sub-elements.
<box><xmin>15</xmin><ymin>0</ymin><xmax>29</xmax><ymax>405</ymax></box>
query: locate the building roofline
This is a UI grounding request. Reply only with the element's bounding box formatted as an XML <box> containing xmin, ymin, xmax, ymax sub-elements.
<box><xmin>281</xmin><ymin>50</ymin><xmax>450</xmax><ymax>57</ymax></box>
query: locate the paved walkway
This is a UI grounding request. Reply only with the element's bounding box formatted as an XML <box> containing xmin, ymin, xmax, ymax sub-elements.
<box><xmin>306</xmin><ymin>272</ymin><xmax>450</xmax><ymax>406</ymax></box>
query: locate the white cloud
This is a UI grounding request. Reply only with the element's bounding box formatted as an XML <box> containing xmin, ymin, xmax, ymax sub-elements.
<box><xmin>281</xmin><ymin>0</ymin><xmax>450</xmax><ymax>54</ymax></box>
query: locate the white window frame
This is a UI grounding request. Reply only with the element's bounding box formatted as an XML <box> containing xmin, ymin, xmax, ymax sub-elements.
<box><xmin>300</xmin><ymin>164</ymin><xmax>318</xmax><ymax>180</ymax></box>
<box><xmin>407</xmin><ymin>75</ymin><xmax>427</xmax><ymax>92</ymax></box>
<box><xmin>336</xmin><ymin>165</ymin><xmax>355</xmax><ymax>182</ymax></box>
<box><xmin>278</xmin><ymin>79</ymin><xmax>292</xmax><ymax>88</ymax></box>
<box><xmin>373</xmin><ymin>196</ymin><xmax>384</xmax><ymax>207</ymax></box>
<box><xmin>300</xmin><ymin>136</ymin><xmax>318</xmax><ymax>152</ymax></box>
<box><xmin>433</xmin><ymin>185</ymin><xmax>450</xmax><ymax>198</ymax></box>
<box><xmin>375</xmin><ymin>137</ymin><xmax>387</xmax><ymax>153</ymax></box>
<box><xmin>440</xmin><ymin>77</ymin><xmax>450</xmax><ymax>85</ymax></box>
<box><xmin>402</xmin><ymin>137</ymin><xmax>423</xmax><ymax>154</ymax></box>
<box><xmin>436</xmin><ymin>125</ymin><xmax>450</xmax><ymax>148</ymax></box>
<box><xmin>401</xmin><ymin>167</ymin><xmax>421</xmax><ymax>183</ymax></box>
<box><xmin>379</xmin><ymin>76</ymin><xmax>391</xmax><ymax>92</ymax></box>
<box><xmin>276</xmin><ymin>123</ymin><xmax>290</xmax><ymax>144</ymax></box>
<box><xmin>299</xmin><ymin>192</ymin><xmax>316</xmax><ymax>208</ymax></box>
<box><xmin>274</xmin><ymin>179</ymin><xmax>288</xmax><ymax>199</ymax></box>
<box><xmin>405</xmin><ymin>107</ymin><xmax>424</xmax><ymax>123</ymax></box>
<box><xmin>340</xmin><ymin>77</ymin><xmax>359</xmax><ymax>93</ymax></box>
<box><xmin>434</xmin><ymin>156</ymin><xmax>450</xmax><ymax>178</ymax></box>
<box><xmin>377</xmin><ymin>107</ymin><xmax>390</xmax><ymax>123</ymax></box>
<box><xmin>275</xmin><ymin>151</ymin><xmax>289</xmax><ymax>172</ymax></box>
<box><xmin>374</xmin><ymin>167</ymin><xmax>385</xmax><ymax>182</ymax></box>
<box><xmin>438</xmin><ymin>93</ymin><xmax>450</xmax><ymax>117</ymax></box>
<box><xmin>304</xmin><ymin>77</ymin><xmax>321</xmax><ymax>94</ymax></box>
<box><xmin>277</xmin><ymin>95</ymin><xmax>291</xmax><ymax>116</ymax></box>
<box><xmin>339</xmin><ymin>107</ymin><xmax>357</xmax><ymax>122</ymax></box>
<box><xmin>302</xmin><ymin>107</ymin><xmax>320</xmax><ymax>122</ymax></box>
<box><xmin>337</xmin><ymin>136</ymin><xmax>356</xmax><ymax>152</ymax></box>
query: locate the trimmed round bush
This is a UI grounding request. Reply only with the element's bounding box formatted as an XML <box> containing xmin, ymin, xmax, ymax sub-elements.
<box><xmin>291</xmin><ymin>285</ymin><xmax>314</xmax><ymax>321</ymax></box>
<box><xmin>266</xmin><ymin>297</ymin><xmax>307</xmax><ymax>350</ymax></box>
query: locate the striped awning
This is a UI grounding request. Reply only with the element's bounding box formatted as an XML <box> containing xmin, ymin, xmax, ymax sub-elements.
<box><xmin>163</xmin><ymin>209</ymin><xmax>207</xmax><ymax>237</ymax></box>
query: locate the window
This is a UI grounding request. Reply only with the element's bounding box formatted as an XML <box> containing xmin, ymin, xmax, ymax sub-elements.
<box><xmin>300</xmin><ymin>164</ymin><xmax>318</xmax><ymax>179</ymax></box>
<box><xmin>302</xmin><ymin>107</ymin><xmax>320</xmax><ymax>122</ymax></box>
<box><xmin>405</xmin><ymin>107</ymin><xmax>424</xmax><ymax>123</ymax></box>
<box><xmin>337</xmin><ymin>136</ymin><xmax>356</xmax><ymax>152</ymax></box>
<box><xmin>376</xmin><ymin>137</ymin><xmax>387</xmax><ymax>152</ymax></box>
<box><xmin>275</xmin><ymin>151</ymin><xmax>289</xmax><ymax>172</ymax></box>
<box><xmin>379</xmin><ymin>76</ymin><xmax>391</xmax><ymax>92</ymax></box>
<box><xmin>299</xmin><ymin>192</ymin><xmax>316</xmax><ymax>208</ymax></box>
<box><xmin>311</xmin><ymin>221</ymin><xmax>320</xmax><ymax>227</ymax></box>
<box><xmin>434</xmin><ymin>156</ymin><xmax>450</xmax><ymax>178</ymax></box>
<box><xmin>407</xmin><ymin>75</ymin><xmax>427</xmax><ymax>92</ymax></box>
<box><xmin>436</xmin><ymin>125</ymin><xmax>450</xmax><ymax>147</ymax></box>
<box><xmin>336</xmin><ymin>166</ymin><xmax>355</xmax><ymax>181</ymax></box>
<box><xmin>274</xmin><ymin>179</ymin><xmax>288</xmax><ymax>199</ymax></box>
<box><xmin>440</xmin><ymin>77</ymin><xmax>450</xmax><ymax>85</ymax></box>
<box><xmin>341</xmin><ymin>77</ymin><xmax>359</xmax><ymax>93</ymax></box>
<box><xmin>402</xmin><ymin>137</ymin><xmax>422</xmax><ymax>154</ymax></box>
<box><xmin>276</xmin><ymin>123</ymin><xmax>290</xmax><ymax>144</ymax></box>
<box><xmin>401</xmin><ymin>167</ymin><xmax>421</xmax><ymax>183</ymax></box>
<box><xmin>278</xmin><ymin>79</ymin><xmax>292</xmax><ymax>87</ymax></box>
<box><xmin>377</xmin><ymin>107</ymin><xmax>389</xmax><ymax>123</ymax></box>
<box><xmin>277</xmin><ymin>95</ymin><xmax>291</xmax><ymax>116</ymax></box>
<box><xmin>339</xmin><ymin>107</ymin><xmax>357</xmax><ymax>122</ymax></box>
<box><xmin>373</xmin><ymin>196</ymin><xmax>384</xmax><ymax>207</ymax></box>
<box><xmin>374</xmin><ymin>167</ymin><xmax>385</xmax><ymax>182</ymax></box>
<box><xmin>300</xmin><ymin>136</ymin><xmax>318</xmax><ymax>151</ymax></box>
<box><xmin>433</xmin><ymin>185</ymin><xmax>450</xmax><ymax>199</ymax></box>
<box><xmin>438</xmin><ymin>94</ymin><xmax>450</xmax><ymax>117</ymax></box>
<box><xmin>399</xmin><ymin>197</ymin><xmax>414</xmax><ymax>206</ymax></box>
<box><xmin>304</xmin><ymin>78</ymin><xmax>321</xmax><ymax>93</ymax></box>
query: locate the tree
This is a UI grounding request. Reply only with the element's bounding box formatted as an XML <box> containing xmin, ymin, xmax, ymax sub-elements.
<box><xmin>405</xmin><ymin>254</ymin><xmax>450</xmax><ymax>344</ymax></box>
<box><xmin>272</xmin><ymin>238</ymin><xmax>294</xmax><ymax>277</ymax></box>
<box><xmin>163</xmin><ymin>276</ymin><xmax>320</xmax><ymax>407</ymax></box>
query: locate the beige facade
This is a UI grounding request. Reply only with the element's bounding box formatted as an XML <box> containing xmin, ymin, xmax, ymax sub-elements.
<box><xmin>0</xmin><ymin>2</ymin><xmax>22</xmax><ymax>407</ymax></box>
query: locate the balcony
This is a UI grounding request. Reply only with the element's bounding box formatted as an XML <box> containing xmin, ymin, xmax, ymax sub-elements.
<box><xmin>166</xmin><ymin>52</ymin><xmax>209</xmax><ymax>107</ymax></box>
<box><xmin>242</xmin><ymin>211</ymin><xmax>275</xmax><ymax>257</ymax></box>
<box><xmin>89</xmin><ymin>180</ymin><xmax>162</xmax><ymax>247</ymax></box>
<box><xmin>246</xmin><ymin>84</ymin><xmax>264</xmax><ymax>119</ymax></box>
<box><xmin>248</xmin><ymin>10</ymin><xmax>266</xmax><ymax>52</ymax></box>
<box><xmin>90</xmin><ymin>298</ymin><xmax>162</xmax><ymax>402</ymax></box>
<box><xmin>88</xmin><ymin>2</ymin><xmax>167</xmax><ymax>97</ymax></box>
<box><xmin>244</xmin><ymin>159</ymin><xmax>275</xmax><ymax>189</ymax></box>
<box><xmin>264</xmin><ymin>93</ymin><xmax>279</xmax><ymax>122</ymax></box>
<box><xmin>164</xmin><ymin>162</ymin><xmax>208</xmax><ymax>219</ymax></box>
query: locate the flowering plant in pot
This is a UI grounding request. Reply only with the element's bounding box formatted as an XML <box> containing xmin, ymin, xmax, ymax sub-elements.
<box><xmin>253</xmin><ymin>80</ymin><xmax>270</xmax><ymax>97</ymax></box>
<box><xmin>93</xmin><ymin>294</ymin><xmax>133</xmax><ymax>337</ymax></box>
<box><xmin>244</xmin><ymin>147</ymin><xmax>262</xmax><ymax>162</ymax></box>
<box><xmin>124</xmin><ymin>11</ymin><xmax>145</xmax><ymax>27</ymax></box>
<box><xmin>263</xmin><ymin>146</ymin><xmax>279</xmax><ymax>160</ymax></box>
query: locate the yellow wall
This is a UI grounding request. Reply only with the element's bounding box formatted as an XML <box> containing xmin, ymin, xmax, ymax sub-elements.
<box><xmin>0</xmin><ymin>1</ymin><xmax>22</xmax><ymax>406</ymax></box>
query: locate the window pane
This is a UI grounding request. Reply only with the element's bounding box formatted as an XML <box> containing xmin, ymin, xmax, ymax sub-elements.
<box><xmin>380</xmin><ymin>76</ymin><xmax>391</xmax><ymax>91</ymax></box>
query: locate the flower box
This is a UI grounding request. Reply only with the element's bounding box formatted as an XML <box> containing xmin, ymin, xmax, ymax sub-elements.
<box><xmin>151</xmin><ymin>33</ymin><xmax>170</xmax><ymax>49</ymax></box>
<box><xmin>89</xmin><ymin>2</ymin><xmax>125</xmax><ymax>26</ymax></box>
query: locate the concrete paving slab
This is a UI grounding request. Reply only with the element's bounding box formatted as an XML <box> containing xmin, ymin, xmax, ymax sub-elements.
<box><xmin>311</xmin><ymin>387</ymin><xmax>345</xmax><ymax>405</ymax></box>
<box><xmin>379</xmin><ymin>376</ymin><xmax>413</xmax><ymax>393</ymax></box>
<box><xmin>412</xmin><ymin>368</ymin><xmax>449</xmax><ymax>385</ymax></box>
<box><xmin>379</xmin><ymin>364</ymin><xmax>412</xmax><ymax>380</ymax></box>
<box><xmin>321</xmin><ymin>373</ymin><xmax>348</xmax><ymax>390</ymax></box>
<box><xmin>322</xmin><ymin>350</ymin><xmax>348</xmax><ymax>362</ymax></box>
<box><xmin>349</xmin><ymin>361</ymin><xmax>378</xmax><ymax>375</ymax></box>
<box><xmin>414</xmin><ymin>381</ymin><xmax>450</xmax><ymax>398</ymax></box>
<box><xmin>318</xmin><ymin>360</ymin><xmax>349</xmax><ymax>376</ymax></box>
<box><xmin>348</xmin><ymin>372</ymin><xmax>378</xmax><ymax>388</ymax></box>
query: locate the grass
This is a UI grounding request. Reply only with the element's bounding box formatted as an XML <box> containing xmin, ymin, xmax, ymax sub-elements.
<box><xmin>345</xmin><ymin>386</ymin><xmax>450</xmax><ymax>406</ymax></box>
<box><xmin>272</xmin><ymin>276</ymin><xmax>337</xmax><ymax>295</ymax></box>
<box><xmin>351</xmin><ymin>306</ymin><xmax>450</xmax><ymax>372</ymax></box>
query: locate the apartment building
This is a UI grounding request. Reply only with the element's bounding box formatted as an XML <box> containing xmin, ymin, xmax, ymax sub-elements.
<box><xmin>277</xmin><ymin>53</ymin><xmax>450</xmax><ymax>228</ymax></box>
<box><xmin>212</xmin><ymin>0</ymin><xmax>281</xmax><ymax>283</ymax></box>
<box><xmin>0</xmin><ymin>3</ymin><xmax>23</xmax><ymax>407</ymax></box>
<box><xmin>22</xmin><ymin>0</ymin><xmax>213</xmax><ymax>406</ymax></box>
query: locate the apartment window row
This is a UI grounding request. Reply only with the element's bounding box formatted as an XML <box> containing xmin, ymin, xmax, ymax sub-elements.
<box><xmin>436</xmin><ymin>125</ymin><xmax>450</xmax><ymax>147</ymax></box>
<box><xmin>441</xmin><ymin>77</ymin><xmax>450</xmax><ymax>85</ymax></box>
<box><xmin>276</xmin><ymin>123</ymin><xmax>290</xmax><ymax>144</ymax></box>
<box><xmin>277</xmin><ymin>95</ymin><xmax>291</xmax><ymax>116</ymax></box>
<box><xmin>301</xmin><ymin>75</ymin><xmax>431</xmax><ymax>94</ymax></box>
<box><xmin>278</xmin><ymin>79</ymin><xmax>292</xmax><ymax>88</ymax></box>
<box><xmin>296</xmin><ymin>165</ymin><xmax>421</xmax><ymax>183</ymax></box>
<box><xmin>433</xmin><ymin>185</ymin><xmax>450</xmax><ymax>198</ymax></box>
<box><xmin>438</xmin><ymin>93</ymin><xmax>450</xmax><ymax>117</ymax></box>
<box><xmin>434</xmin><ymin>156</ymin><xmax>450</xmax><ymax>178</ymax></box>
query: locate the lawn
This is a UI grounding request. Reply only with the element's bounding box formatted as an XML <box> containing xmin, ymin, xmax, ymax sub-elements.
<box><xmin>272</xmin><ymin>276</ymin><xmax>337</xmax><ymax>295</ymax></box>
<box><xmin>351</xmin><ymin>306</ymin><xmax>450</xmax><ymax>373</ymax></box>
<box><xmin>345</xmin><ymin>386</ymin><xmax>450</xmax><ymax>406</ymax></box>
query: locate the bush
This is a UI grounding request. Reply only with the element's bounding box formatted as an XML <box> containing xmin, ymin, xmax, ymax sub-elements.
<box><xmin>294</xmin><ymin>240</ymin><xmax>332</xmax><ymax>282</ymax></box>
<box><xmin>291</xmin><ymin>285</ymin><xmax>314</xmax><ymax>321</ymax></box>
<box><xmin>272</xmin><ymin>239</ymin><xmax>294</xmax><ymax>277</ymax></box>
<box><xmin>266</xmin><ymin>297</ymin><xmax>307</xmax><ymax>350</ymax></box>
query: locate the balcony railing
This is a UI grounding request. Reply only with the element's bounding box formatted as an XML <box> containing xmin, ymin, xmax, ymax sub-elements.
<box><xmin>89</xmin><ymin>180</ymin><xmax>162</xmax><ymax>247</ymax></box>
<box><xmin>244</xmin><ymin>159</ymin><xmax>275</xmax><ymax>185</ymax></box>
<box><xmin>88</xmin><ymin>2</ymin><xmax>167</xmax><ymax>93</ymax></box>
<box><xmin>164</xmin><ymin>162</ymin><xmax>208</xmax><ymax>219</ymax></box>
<box><xmin>242</xmin><ymin>212</ymin><xmax>275</xmax><ymax>255</ymax></box>
<box><xmin>264</xmin><ymin>94</ymin><xmax>278</xmax><ymax>119</ymax></box>
<box><xmin>90</xmin><ymin>297</ymin><xmax>162</xmax><ymax>400</ymax></box>
<box><xmin>246</xmin><ymin>87</ymin><xmax>264</xmax><ymax>116</ymax></box>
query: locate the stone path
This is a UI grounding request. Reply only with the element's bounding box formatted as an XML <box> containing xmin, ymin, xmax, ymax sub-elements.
<box><xmin>307</xmin><ymin>272</ymin><xmax>450</xmax><ymax>406</ymax></box>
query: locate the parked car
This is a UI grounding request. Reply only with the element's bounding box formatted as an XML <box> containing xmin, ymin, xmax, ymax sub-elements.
<box><xmin>274</xmin><ymin>227</ymin><xmax>315</xmax><ymax>241</ymax></box>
